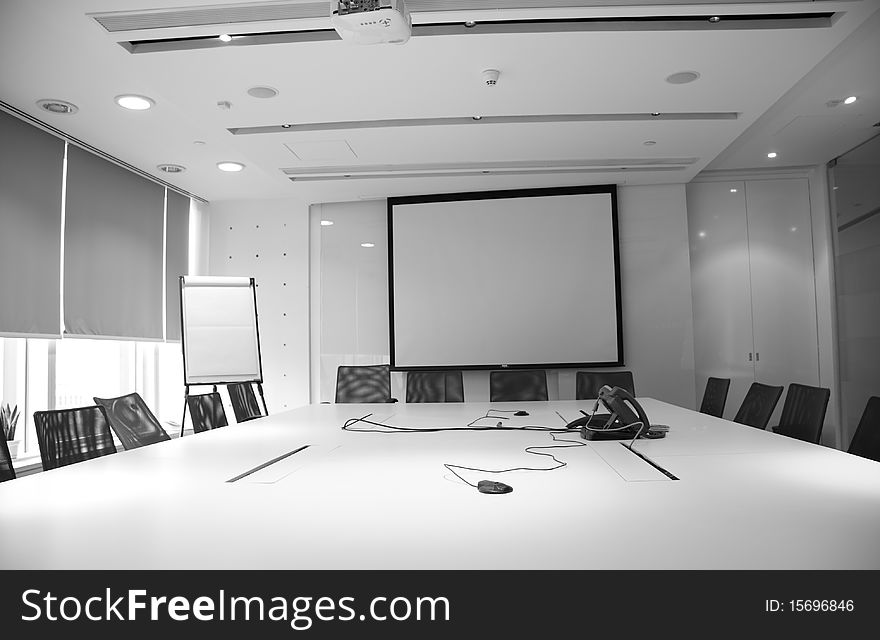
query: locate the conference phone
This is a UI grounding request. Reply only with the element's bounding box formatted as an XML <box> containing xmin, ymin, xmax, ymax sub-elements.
<box><xmin>570</xmin><ymin>385</ymin><xmax>668</xmax><ymax>441</ymax></box>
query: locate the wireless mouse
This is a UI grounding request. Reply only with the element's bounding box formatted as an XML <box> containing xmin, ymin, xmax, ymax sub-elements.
<box><xmin>477</xmin><ymin>480</ymin><xmax>513</xmax><ymax>494</ymax></box>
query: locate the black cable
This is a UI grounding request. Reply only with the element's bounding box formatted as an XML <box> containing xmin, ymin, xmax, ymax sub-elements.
<box><xmin>444</xmin><ymin>432</ymin><xmax>586</xmax><ymax>488</ymax></box>
<box><xmin>341</xmin><ymin>412</ymin><xmax>587</xmax><ymax>489</ymax></box>
<box><xmin>342</xmin><ymin>412</ymin><xmax>579</xmax><ymax>434</ymax></box>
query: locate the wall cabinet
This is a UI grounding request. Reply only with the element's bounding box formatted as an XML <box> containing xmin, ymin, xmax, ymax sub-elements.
<box><xmin>687</xmin><ymin>178</ymin><xmax>820</xmax><ymax>424</ymax></box>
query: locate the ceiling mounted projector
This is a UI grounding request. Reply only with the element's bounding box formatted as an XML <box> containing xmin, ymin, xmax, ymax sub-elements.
<box><xmin>331</xmin><ymin>0</ymin><xmax>411</xmax><ymax>45</ymax></box>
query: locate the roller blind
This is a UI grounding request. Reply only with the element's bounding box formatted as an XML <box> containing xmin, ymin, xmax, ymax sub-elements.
<box><xmin>165</xmin><ymin>190</ymin><xmax>190</xmax><ymax>341</ymax></box>
<box><xmin>64</xmin><ymin>146</ymin><xmax>165</xmax><ymax>339</ymax></box>
<box><xmin>0</xmin><ymin>110</ymin><xmax>64</xmax><ymax>336</ymax></box>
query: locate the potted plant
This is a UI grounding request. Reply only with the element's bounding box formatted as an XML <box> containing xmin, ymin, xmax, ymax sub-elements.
<box><xmin>1</xmin><ymin>402</ymin><xmax>20</xmax><ymax>459</ymax></box>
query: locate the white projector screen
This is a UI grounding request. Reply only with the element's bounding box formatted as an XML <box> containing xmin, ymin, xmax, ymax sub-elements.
<box><xmin>388</xmin><ymin>185</ymin><xmax>623</xmax><ymax>369</ymax></box>
<box><xmin>180</xmin><ymin>276</ymin><xmax>263</xmax><ymax>385</ymax></box>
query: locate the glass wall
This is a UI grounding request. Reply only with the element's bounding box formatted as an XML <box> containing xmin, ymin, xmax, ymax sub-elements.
<box><xmin>829</xmin><ymin>133</ymin><xmax>880</xmax><ymax>446</ymax></box>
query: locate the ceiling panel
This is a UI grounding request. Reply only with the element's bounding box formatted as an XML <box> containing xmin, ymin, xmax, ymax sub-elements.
<box><xmin>0</xmin><ymin>0</ymin><xmax>877</xmax><ymax>204</ymax></box>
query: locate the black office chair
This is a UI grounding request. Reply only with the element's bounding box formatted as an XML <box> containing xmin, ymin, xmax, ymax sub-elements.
<box><xmin>0</xmin><ymin>436</ymin><xmax>15</xmax><ymax>482</ymax></box>
<box><xmin>732</xmin><ymin>382</ymin><xmax>784</xmax><ymax>430</ymax></box>
<box><xmin>227</xmin><ymin>382</ymin><xmax>265</xmax><ymax>422</ymax></box>
<box><xmin>699</xmin><ymin>377</ymin><xmax>731</xmax><ymax>418</ymax></box>
<box><xmin>93</xmin><ymin>392</ymin><xmax>171</xmax><ymax>450</ymax></box>
<box><xmin>33</xmin><ymin>405</ymin><xmax>117</xmax><ymax>471</ymax></box>
<box><xmin>848</xmin><ymin>396</ymin><xmax>880</xmax><ymax>462</ymax></box>
<box><xmin>405</xmin><ymin>370</ymin><xmax>465</xmax><ymax>403</ymax></box>
<box><xmin>489</xmin><ymin>369</ymin><xmax>548</xmax><ymax>402</ymax></box>
<box><xmin>186</xmin><ymin>392</ymin><xmax>229</xmax><ymax>433</ymax></box>
<box><xmin>335</xmin><ymin>365</ymin><xmax>397</xmax><ymax>403</ymax></box>
<box><xmin>770</xmin><ymin>383</ymin><xmax>830</xmax><ymax>444</ymax></box>
<box><xmin>576</xmin><ymin>370</ymin><xmax>635</xmax><ymax>400</ymax></box>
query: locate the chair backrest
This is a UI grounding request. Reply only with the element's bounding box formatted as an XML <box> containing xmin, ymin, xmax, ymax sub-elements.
<box><xmin>335</xmin><ymin>365</ymin><xmax>394</xmax><ymax>403</ymax></box>
<box><xmin>733</xmin><ymin>382</ymin><xmax>784</xmax><ymax>429</ymax></box>
<box><xmin>33</xmin><ymin>405</ymin><xmax>117</xmax><ymax>471</ymax></box>
<box><xmin>848</xmin><ymin>396</ymin><xmax>880</xmax><ymax>462</ymax></box>
<box><xmin>186</xmin><ymin>392</ymin><xmax>228</xmax><ymax>433</ymax></box>
<box><xmin>93</xmin><ymin>392</ymin><xmax>170</xmax><ymax>450</ymax></box>
<box><xmin>0</xmin><ymin>436</ymin><xmax>15</xmax><ymax>482</ymax></box>
<box><xmin>772</xmin><ymin>383</ymin><xmax>830</xmax><ymax>444</ymax></box>
<box><xmin>406</xmin><ymin>370</ymin><xmax>464</xmax><ymax>403</ymax></box>
<box><xmin>489</xmin><ymin>369</ymin><xmax>548</xmax><ymax>402</ymax></box>
<box><xmin>699</xmin><ymin>377</ymin><xmax>731</xmax><ymax>418</ymax></box>
<box><xmin>576</xmin><ymin>370</ymin><xmax>635</xmax><ymax>400</ymax></box>
<box><xmin>227</xmin><ymin>382</ymin><xmax>265</xmax><ymax>422</ymax></box>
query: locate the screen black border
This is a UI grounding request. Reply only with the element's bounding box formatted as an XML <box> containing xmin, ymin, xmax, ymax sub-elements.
<box><xmin>387</xmin><ymin>184</ymin><xmax>624</xmax><ymax>371</ymax></box>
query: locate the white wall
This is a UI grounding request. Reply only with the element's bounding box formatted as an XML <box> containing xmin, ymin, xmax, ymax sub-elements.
<box><xmin>207</xmin><ymin>198</ymin><xmax>311</xmax><ymax>413</ymax></box>
<box><xmin>309</xmin><ymin>185</ymin><xmax>696</xmax><ymax>408</ymax></box>
<box><xmin>614</xmin><ymin>184</ymin><xmax>696</xmax><ymax>408</ymax></box>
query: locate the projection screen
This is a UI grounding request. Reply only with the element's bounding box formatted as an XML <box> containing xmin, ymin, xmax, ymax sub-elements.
<box><xmin>388</xmin><ymin>185</ymin><xmax>623</xmax><ymax>369</ymax></box>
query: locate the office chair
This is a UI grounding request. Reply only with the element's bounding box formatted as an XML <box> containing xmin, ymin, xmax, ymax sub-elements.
<box><xmin>847</xmin><ymin>396</ymin><xmax>880</xmax><ymax>462</ymax></box>
<box><xmin>732</xmin><ymin>382</ymin><xmax>784</xmax><ymax>430</ymax></box>
<box><xmin>0</xmin><ymin>436</ymin><xmax>15</xmax><ymax>482</ymax></box>
<box><xmin>335</xmin><ymin>365</ymin><xmax>397</xmax><ymax>403</ymax></box>
<box><xmin>699</xmin><ymin>377</ymin><xmax>731</xmax><ymax>418</ymax></box>
<box><xmin>227</xmin><ymin>382</ymin><xmax>266</xmax><ymax>422</ymax></box>
<box><xmin>405</xmin><ymin>370</ymin><xmax>464</xmax><ymax>403</ymax></box>
<box><xmin>93</xmin><ymin>392</ymin><xmax>171</xmax><ymax>450</ymax></box>
<box><xmin>489</xmin><ymin>369</ymin><xmax>548</xmax><ymax>402</ymax></box>
<box><xmin>576</xmin><ymin>370</ymin><xmax>635</xmax><ymax>400</ymax></box>
<box><xmin>186</xmin><ymin>392</ymin><xmax>229</xmax><ymax>433</ymax></box>
<box><xmin>33</xmin><ymin>405</ymin><xmax>117</xmax><ymax>471</ymax></box>
<box><xmin>770</xmin><ymin>383</ymin><xmax>830</xmax><ymax>444</ymax></box>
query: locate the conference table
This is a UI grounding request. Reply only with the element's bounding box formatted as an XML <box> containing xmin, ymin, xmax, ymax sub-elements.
<box><xmin>2</xmin><ymin>399</ymin><xmax>880</xmax><ymax>570</ymax></box>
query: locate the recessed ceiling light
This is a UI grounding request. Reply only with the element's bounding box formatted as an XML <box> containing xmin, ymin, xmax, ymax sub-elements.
<box><xmin>281</xmin><ymin>124</ymin><xmax>292</xmax><ymax>129</ymax></box>
<box><xmin>708</xmin><ymin>16</ymin><xmax>721</xmax><ymax>23</ymax></box>
<box><xmin>767</xmin><ymin>152</ymin><xmax>778</xmax><ymax>159</ymax></box>
<box><xmin>157</xmin><ymin>164</ymin><xmax>186</xmax><ymax>174</ymax></box>
<box><xmin>247</xmin><ymin>86</ymin><xmax>278</xmax><ymax>99</ymax></box>
<box><xmin>361</xmin><ymin>242</ymin><xmax>375</xmax><ymax>248</ymax></box>
<box><xmin>730</xmin><ymin>188</ymin><xmax>737</xmax><ymax>193</ymax></box>
<box><xmin>219</xmin><ymin>34</ymin><xmax>233</xmax><ymax>42</ymax></box>
<box><xmin>472</xmin><ymin>115</ymin><xmax>482</xmax><ymax>120</ymax></box>
<box><xmin>193</xmin><ymin>140</ymin><xmax>206</xmax><ymax>146</ymax></box>
<box><xmin>464</xmin><ymin>21</ymin><xmax>476</xmax><ymax>28</ymax></box>
<box><xmin>320</xmin><ymin>220</ymin><xmax>334</xmax><ymax>226</ymax></box>
<box><xmin>844</xmin><ymin>96</ymin><xmax>857</xmax><ymax>105</ymax></box>
<box><xmin>643</xmin><ymin>140</ymin><xmax>656</xmax><ymax>146</ymax></box>
<box><xmin>651</xmin><ymin>112</ymin><xmax>660</xmax><ymax>117</ymax></box>
<box><xmin>698</xmin><ymin>231</ymin><xmax>707</xmax><ymax>238</ymax></box>
<box><xmin>36</xmin><ymin>99</ymin><xmax>78</xmax><ymax>115</ymax></box>
<box><xmin>217</xmin><ymin>161</ymin><xmax>245</xmax><ymax>172</ymax></box>
<box><xmin>115</xmin><ymin>94</ymin><xmax>154</xmax><ymax>110</ymax></box>
<box><xmin>666</xmin><ymin>71</ymin><xmax>701</xmax><ymax>85</ymax></box>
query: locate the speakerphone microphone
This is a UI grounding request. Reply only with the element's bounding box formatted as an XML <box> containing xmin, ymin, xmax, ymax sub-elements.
<box><xmin>477</xmin><ymin>480</ymin><xmax>513</xmax><ymax>494</ymax></box>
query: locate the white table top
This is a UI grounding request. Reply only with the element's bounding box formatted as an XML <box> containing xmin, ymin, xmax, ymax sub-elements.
<box><xmin>2</xmin><ymin>398</ymin><xmax>879</xmax><ymax>569</ymax></box>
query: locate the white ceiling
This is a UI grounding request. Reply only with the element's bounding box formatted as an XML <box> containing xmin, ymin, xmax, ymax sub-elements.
<box><xmin>1</xmin><ymin>0</ymin><xmax>878</xmax><ymax>206</ymax></box>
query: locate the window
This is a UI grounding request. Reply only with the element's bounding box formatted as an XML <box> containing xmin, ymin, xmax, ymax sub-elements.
<box><xmin>0</xmin><ymin>336</ymin><xmax>184</xmax><ymax>461</ymax></box>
